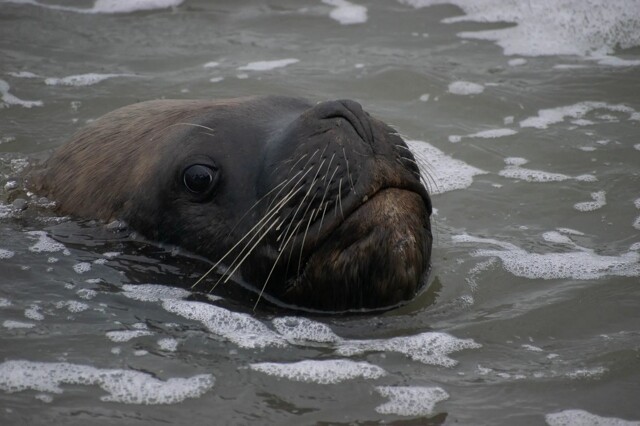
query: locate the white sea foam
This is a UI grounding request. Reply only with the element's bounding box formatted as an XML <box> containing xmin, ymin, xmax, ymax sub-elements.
<box><xmin>272</xmin><ymin>316</ymin><xmax>341</xmax><ymax>343</ymax></box>
<box><xmin>520</xmin><ymin>102</ymin><xmax>640</xmax><ymax>129</ymax></box>
<box><xmin>522</xmin><ymin>344</ymin><xmax>544</xmax><ymax>352</ymax></box>
<box><xmin>121</xmin><ymin>284</ymin><xmax>191</xmax><ymax>302</ymax></box>
<box><xmin>209</xmin><ymin>77</ymin><xmax>224</xmax><ymax>83</ymax></box>
<box><xmin>566</xmin><ymin>366</ymin><xmax>607</xmax><ymax>380</ymax></box>
<box><xmin>498</xmin><ymin>158</ymin><xmax>595</xmax><ymax>183</ymax></box>
<box><xmin>336</xmin><ymin>331</ymin><xmax>481</xmax><ymax>367</ymax></box>
<box><xmin>0</xmin><ymin>360</ymin><xmax>213</xmax><ymax>404</ymax></box>
<box><xmin>375</xmin><ymin>386</ymin><xmax>449</xmax><ymax>416</ymax></box>
<box><xmin>0</xmin><ymin>249</ymin><xmax>15</xmax><ymax>259</ymax></box>
<box><xmin>202</xmin><ymin>61</ymin><xmax>219</xmax><ymax>68</ymax></box>
<box><xmin>546</xmin><ymin>409</ymin><xmax>640</xmax><ymax>426</ymax></box>
<box><xmin>162</xmin><ymin>300</ymin><xmax>286</xmax><ymax>349</ymax></box>
<box><xmin>574</xmin><ymin>191</ymin><xmax>606</xmax><ymax>212</ymax></box>
<box><xmin>322</xmin><ymin>0</ymin><xmax>368</xmax><ymax>25</ymax></box>
<box><xmin>0</xmin><ymin>79</ymin><xmax>43</xmax><ymax>108</ymax></box>
<box><xmin>106</xmin><ymin>330</ymin><xmax>154</xmax><ymax>342</ymax></box>
<box><xmin>250</xmin><ymin>359</ymin><xmax>385</xmax><ymax>384</ymax></box>
<box><xmin>76</xmin><ymin>289</ymin><xmax>97</xmax><ymax>300</ymax></box>
<box><xmin>3</xmin><ymin>320</ymin><xmax>35</xmax><ymax>329</ymax></box>
<box><xmin>56</xmin><ymin>300</ymin><xmax>90</xmax><ymax>313</ymax></box>
<box><xmin>448</xmin><ymin>80</ymin><xmax>484</xmax><ymax>95</ymax></box>
<box><xmin>450</xmin><ymin>128</ymin><xmax>517</xmax><ymax>142</ymax></box>
<box><xmin>0</xmin><ymin>298</ymin><xmax>11</xmax><ymax>308</ymax></box>
<box><xmin>26</xmin><ymin>231</ymin><xmax>66</xmax><ymax>253</ymax></box>
<box><xmin>45</xmin><ymin>73</ymin><xmax>130</xmax><ymax>87</ymax></box>
<box><xmin>237</xmin><ymin>59</ymin><xmax>299</xmax><ymax>71</ymax></box>
<box><xmin>24</xmin><ymin>305</ymin><xmax>44</xmax><ymax>321</ymax></box>
<box><xmin>73</xmin><ymin>262</ymin><xmax>92</xmax><ymax>274</ymax></box>
<box><xmin>508</xmin><ymin>58</ymin><xmax>527</xmax><ymax>66</ymax></box>
<box><xmin>7</xmin><ymin>71</ymin><xmax>39</xmax><ymax>78</ymax></box>
<box><xmin>453</xmin><ymin>233</ymin><xmax>640</xmax><ymax>280</ymax></box>
<box><xmin>400</xmin><ymin>0</ymin><xmax>640</xmax><ymax>63</ymax></box>
<box><xmin>406</xmin><ymin>140</ymin><xmax>487</xmax><ymax>194</ymax></box>
<box><xmin>158</xmin><ymin>338</ymin><xmax>178</xmax><ymax>352</ymax></box>
<box><xmin>6</xmin><ymin>0</ymin><xmax>182</xmax><ymax>14</ymax></box>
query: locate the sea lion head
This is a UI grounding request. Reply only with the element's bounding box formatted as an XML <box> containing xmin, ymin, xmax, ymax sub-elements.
<box><xmin>31</xmin><ymin>96</ymin><xmax>432</xmax><ymax>312</ymax></box>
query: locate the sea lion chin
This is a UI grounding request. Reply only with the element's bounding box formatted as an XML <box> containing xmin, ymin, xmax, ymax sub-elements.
<box><xmin>29</xmin><ymin>95</ymin><xmax>433</xmax><ymax>312</ymax></box>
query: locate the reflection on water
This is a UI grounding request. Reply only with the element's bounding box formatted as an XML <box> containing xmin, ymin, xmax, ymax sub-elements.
<box><xmin>1</xmin><ymin>0</ymin><xmax>640</xmax><ymax>424</ymax></box>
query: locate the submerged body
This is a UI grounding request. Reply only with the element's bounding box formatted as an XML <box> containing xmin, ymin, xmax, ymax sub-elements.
<box><xmin>30</xmin><ymin>96</ymin><xmax>432</xmax><ymax>312</ymax></box>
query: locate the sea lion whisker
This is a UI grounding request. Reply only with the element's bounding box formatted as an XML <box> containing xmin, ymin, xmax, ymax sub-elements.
<box><xmin>218</xmin><ymin>216</ymin><xmax>283</xmax><ymax>287</ymax></box>
<box><xmin>343</xmin><ymin>147</ymin><xmax>357</xmax><ymax>194</ymax></box>
<box><xmin>317</xmin><ymin>201</ymin><xmax>330</xmax><ymax>237</ymax></box>
<box><xmin>227</xmin><ymin>178</ymin><xmax>290</xmax><ymax>236</ymax></box>
<box><xmin>297</xmin><ymin>209</ymin><xmax>316</xmax><ymax>276</ymax></box>
<box><xmin>323</xmin><ymin>153</ymin><xmax>336</xmax><ymax>183</ymax></box>
<box><xmin>168</xmin><ymin>122</ymin><xmax>217</xmax><ymax>133</ymax></box>
<box><xmin>277</xmin><ymin>159</ymin><xmax>325</xmax><ymax>250</ymax></box>
<box><xmin>253</xmin><ymin>220</ymin><xmax>302</xmax><ymax>311</ymax></box>
<box><xmin>338</xmin><ymin>178</ymin><xmax>345</xmax><ymax>219</ymax></box>
<box><xmin>192</xmin><ymin>185</ymin><xmax>301</xmax><ymax>290</ymax></box>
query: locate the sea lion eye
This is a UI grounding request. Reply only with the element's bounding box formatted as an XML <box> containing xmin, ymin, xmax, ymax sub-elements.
<box><xmin>183</xmin><ymin>164</ymin><xmax>217</xmax><ymax>194</ymax></box>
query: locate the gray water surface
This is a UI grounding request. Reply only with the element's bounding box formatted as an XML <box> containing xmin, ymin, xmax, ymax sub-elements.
<box><xmin>1</xmin><ymin>1</ymin><xmax>640</xmax><ymax>425</ymax></box>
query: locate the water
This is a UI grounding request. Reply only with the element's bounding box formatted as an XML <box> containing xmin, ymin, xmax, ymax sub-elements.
<box><xmin>1</xmin><ymin>0</ymin><xmax>640</xmax><ymax>424</ymax></box>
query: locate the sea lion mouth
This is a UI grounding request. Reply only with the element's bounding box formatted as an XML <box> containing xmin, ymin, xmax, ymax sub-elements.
<box><xmin>276</xmin><ymin>186</ymin><xmax>432</xmax><ymax>312</ymax></box>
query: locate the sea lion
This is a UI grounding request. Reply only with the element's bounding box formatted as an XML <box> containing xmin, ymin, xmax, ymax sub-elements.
<box><xmin>30</xmin><ymin>96</ymin><xmax>433</xmax><ymax>312</ymax></box>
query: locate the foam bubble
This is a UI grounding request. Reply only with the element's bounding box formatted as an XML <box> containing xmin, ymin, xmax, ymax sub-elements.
<box><xmin>6</xmin><ymin>71</ymin><xmax>39</xmax><ymax>78</ymax></box>
<box><xmin>0</xmin><ymin>298</ymin><xmax>11</xmax><ymax>308</ymax></box>
<box><xmin>419</xmin><ymin>93</ymin><xmax>430</xmax><ymax>101</ymax></box>
<box><xmin>26</xmin><ymin>231</ymin><xmax>66</xmax><ymax>253</ymax></box>
<box><xmin>545</xmin><ymin>409</ymin><xmax>640</xmax><ymax>426</ymax></box>
<box><xmin>406</xmin><ymin>140</ymin><xmax>487</xmax><ymax>194</ymax></box>
<box><xmin>44</xmin><ymin>73</ymin><xmax>130</xmax><ymax>87</ymax></box>
<box><xmin>121</xmin><ymin>284</ymin><xmax>191</xmax><ymax>302</ymax></box>
<box><xmin>0</xmin><ymin>249</ymin><xmax>14</xmax><ymax>259</ymax></box>
<box><xmin>322</xmin><ymin>0</ymin><xmax>367</xmax><ymax>25</ymax></box>
<box><xmin>77</xmin><ymin>289</ymin><xmax>98</xmax><ymax>300</ymax></box>
<box><xmin>102</xmin><ymin>252</ymin><xmax>120</xmax><ymax>259</ymax></box>
<box><xmin>401</xmin><ymin>0</ymin><xmax>640</xmax><ymax>62</ymax></box>
<box><xmin>57</xmin><ymin>300</ymin><xmax>90</xmax><ymax>313</ymax></box>
<box><xmin>508</xmin><ymin>58</ymin><xmax>527</xmax><ymax>66</ymax></box>
<box><xmin>209</xmin><ymin>77</ymin><xmax>224</xmax><ymax>83</ymax></box>
<box><xmin>158</xmin><ymin>338</ymin><xmax>178</xmax><ymax>352</ymax></box>
<box><xmin>24</xmin><ymin>306</ymin><xmax>44</xmax><ymax>321</ymax></box>
<box><xmin>5</xmin><ymin>0</ymin><xmax>182</xmax><ymax>14</ymax></box>
<box><xmin>0</xmin><ymin>79</ymin><xmax>43</xmax><ymax>108</ymax></box>
<box><xmin>375</xmin><ymin>386</ymin><xmax>449</xmax><ymax>416</ymax></box>
<box><xmin>448</xmin><ymin>80</ymin><xmax>484</xmax><ymax>95</ymax></box>
<box><xmin>237</xmin><ymin>59</ymin><xmax>299</xmax><ymax>71</ymax></box>
<box><xmin>452</xmin><ymin>128</ymin><xmax>517</xmax><ymax>143</ymax></box>
<box><xmin>3</xmin><ymin>320</ymin><xmax>35</xmax><ymax>329</ymax></box>
<box><xmin>574</xmin><ymin>191</ymin><xmax>606</xmax><ymax>212</ymax></box>
<box><xmin>0</xmin><ymin>360</ymin><xmax>213</xmax><ymax>404</ymax></box>
<box><xmin>336</xmin><ymin>332</ymin><xmax>481</xmax><ymax>367</ymax></box>
<box><xmin>498</xmin><ymin>158</ymin><xmax>595</xmax><ymax>183</ymax></box>
<box><xmin>522</xmin><ymin>344</ymin><xmax>544</xmax><ymax>352</ymax></box>
<box><xmin>634</xmin><ymin>144</ymin><xmax>640</xmax><ymax>151</ymax></box>
<box><xmin>453</xmin><ymin>233</ymin><xmax>640</xmax><ymax>280</ymax></box>
<box><xmin>106</xmin><ymin>330</ymin><xmax>154</xmax><ymax>342</ymax></box>
<box><xmin>250</xmin><ymin>359</ymin><xmax>385</xmax><ymax>384</ymax></box>
<box><xmin>162</xmin><ymin>300</ymin><xmax>286</xmax><ymax>349</ymax></box>
<box><xmin>272</xmin><ymin>316</ymin><xmax>341</xmax><ymax>343</ymax></box>
<box><xmin>202</xmin><ymin>61</ymin><xmax>219</xmax><ymax>68</ymax></box>
<box><xmin>566</xmin><ymin>366</ymin><xmax>607</xmax><ymax>379</ymax></box>
<box><xmin>73</xmin><ymin>262</ymin><xmax>92</xmax><ymax>274</ymax></box>
<box><xmin>520</xmin><ymin>102</ymin><xmax>640</xmax><ymax>129</ymax></box>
